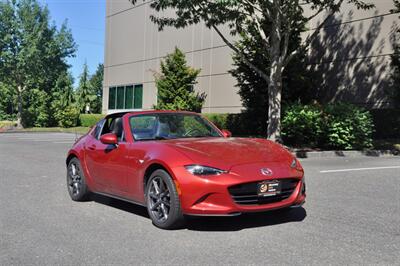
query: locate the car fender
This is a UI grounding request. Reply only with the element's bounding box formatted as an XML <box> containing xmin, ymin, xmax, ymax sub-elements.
<box><xmin>66</xmin><ymin>138</ymin><xmax>97</xmax><ymax>191</ymax></box>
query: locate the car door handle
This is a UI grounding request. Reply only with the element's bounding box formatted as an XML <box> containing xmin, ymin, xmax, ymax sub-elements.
<box><xmin>88</xmin><ymin>145</ymin><xmax>96</xmax><ymax>151</ymax></box>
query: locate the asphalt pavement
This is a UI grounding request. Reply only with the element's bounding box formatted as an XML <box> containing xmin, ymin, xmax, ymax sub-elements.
<box><xmin>0</xmin><ymin>132</ymin><xmax>399</xmax><ymax>265</ymax></box>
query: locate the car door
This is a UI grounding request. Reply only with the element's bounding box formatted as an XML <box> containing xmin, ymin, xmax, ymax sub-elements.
<box><xmin>85</xmin><ymin>117</ymin><xmax>130</xmax><ymax>194</ymax></box>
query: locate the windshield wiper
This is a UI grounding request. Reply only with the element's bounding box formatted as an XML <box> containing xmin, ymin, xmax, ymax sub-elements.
<box><xmin>154</xmin><ymin>136</ymin><xmax>170</xmax><ymax>140</ymax></box>
<box><xmin>182</xmin><ymin>135</ymin><xmax>216</xmax><ymax>138</ymax></box>
<box><xmin>136</xmin><ymin>136</ymin><xmax>171</xmax><ymax>141</ymax></box>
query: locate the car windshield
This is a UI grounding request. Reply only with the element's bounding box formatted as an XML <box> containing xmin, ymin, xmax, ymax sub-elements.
<box><xmin>129</xmin><ymin>113</ymin><xmax>222</xmax><ymax>141</ymax></box>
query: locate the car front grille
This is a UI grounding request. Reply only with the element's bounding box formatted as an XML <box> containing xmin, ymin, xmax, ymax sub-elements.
<box><xmin>228</xmin><ymin>178</ymin><xmax>299</xmax><ymax>205</ymax></box>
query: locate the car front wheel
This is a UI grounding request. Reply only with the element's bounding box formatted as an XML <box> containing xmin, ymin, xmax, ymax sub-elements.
<box><xmin>145</xmin><ymin>169</ymin><xmax>184</xmax><ymax>229</ymax></box>
<box><xmin>67</xmin><ymin>157</ymin><xmax>90</xmax><ymax>201</ymax></box>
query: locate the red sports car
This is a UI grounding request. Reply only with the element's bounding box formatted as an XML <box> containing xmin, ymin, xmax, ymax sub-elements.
<box><xmin>66</xmin><ymin>111</ymin><xmax>306</xmax><ymax>229</ymax></box>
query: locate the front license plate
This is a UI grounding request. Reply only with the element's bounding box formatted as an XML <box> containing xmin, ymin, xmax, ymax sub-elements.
<box><xmin>258</xmin><ymin>180</ymin><xmax>281</xmax><ymax>197</ymax></box>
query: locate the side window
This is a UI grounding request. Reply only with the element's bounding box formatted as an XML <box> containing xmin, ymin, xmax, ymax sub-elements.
<box><xmin>130</xmin><ymin>115</ymin><xmax>157</xmax><ymax>140</ymax></box>
<box><xmin>92</xmin><ymin>119</ymin><xmax>105</xmax><ymax>140</ymax></box>
<box><xmin>100</xmin><ymin>118</ymin><xmax>112</xmax><ymax>136</ymax></box>
<box><xmin>100</xmin><ymin>117</ymin><xmax>125</xmax><ymax>142</ymax></box>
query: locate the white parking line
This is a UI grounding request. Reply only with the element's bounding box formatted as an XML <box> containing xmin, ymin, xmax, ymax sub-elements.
<box><xmin>320</xmin><ymin>166</ymin><xmax>400</xmax><ymax>173</ymax></box>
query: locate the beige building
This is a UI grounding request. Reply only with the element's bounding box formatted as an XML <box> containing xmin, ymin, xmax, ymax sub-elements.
<box><xmin>103</xmin><ymin>0</ymin><xmax>398</xmax><ymax>114</ymax></box>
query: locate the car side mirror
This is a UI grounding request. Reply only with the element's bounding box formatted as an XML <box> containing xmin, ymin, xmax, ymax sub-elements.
<box><xmin>100</xmin><ymin>133</ymin><xmax>118</xmax><ymax>145</ymax></box>
<box><xmin>221</xmin><ymin>129</ymin><xmax>232</xmax><ymax>138</ymax></box>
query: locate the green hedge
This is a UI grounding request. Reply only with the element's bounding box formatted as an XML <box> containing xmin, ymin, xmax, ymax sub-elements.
<box><xmin>282</xmin><ymin>103</ymin><xmax>374</xmax><ymax>149</ymax></box>
<box><xmin>281</xmin><ymin>104</ymin><xmax>323</xmax><ymax>147</ymax></box>
<box><xmin>0</xmin><ymin>121</ymin><xmax>17</xmax><ymax>129</ymax></box>
<box><xmin>58</xmin><ymin>106</ymin><xmax>80</xmax><ymax>128</ymax></box>
<box><xmin>79</xmin><ymin>114</ymin><xmax>105</xmax><ymax>127</ymax></box>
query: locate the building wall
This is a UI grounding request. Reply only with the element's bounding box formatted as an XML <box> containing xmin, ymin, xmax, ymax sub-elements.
<box><xmin>306</xmin><ymin>0</ymin><xmax>398</xmax><ymax>108</ymax></box>
<box><xmin>103</xmin><ymin>0</ymin><xmax>398</xmax><ymax>114</ymax></box>
<box><xmin>103</xmin><ymin>0</ymin><xmax>240</xmax><ymax>114</ymax></box>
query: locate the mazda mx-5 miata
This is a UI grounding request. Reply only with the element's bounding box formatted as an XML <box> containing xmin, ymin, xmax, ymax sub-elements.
<box><xmin>66</xmin><ymin>111</ymin><xmax>306</xmax><ymax>229</ymax></box>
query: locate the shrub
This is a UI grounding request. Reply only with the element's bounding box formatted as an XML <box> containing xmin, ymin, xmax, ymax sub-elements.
<box><xmin>58</xmin><ymin>106</ymin><xmax>80</xmax><ymax>128</ymax></box>
<box><xmin>0</xmin><ymin>121</ymin><xmax>17</xmax><ymax>129</ymax></box>
<box><xmin>324</xmin><ymin>103</ymin><xmax>374</xmax><ymax>150</ymax></box>
<box><xmin>281</xmin><ymin>103</ymin><xmax>374</xmax><ymax>149</ymax></box>
<box><xmin>202</xmin><ymin>113</ymin><xmax>250</xmax><ymax>136</ymax></box>
<box><xmin>282</xmin><ymin>104</ymin><xmax>324</xmax><ymax>148</ymax></box>
<box><xmin>203</xmin><ymin>113</ymin><xmax>229</xmax><ymax>129</ymax></box>
<box><xmin>79</xmin><ymin>114</ymin><xmax>105</xmax><ymax>127</ymax></box>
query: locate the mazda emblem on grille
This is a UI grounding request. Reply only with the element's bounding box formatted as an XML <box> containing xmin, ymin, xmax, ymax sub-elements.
<box><xmin>261</xmin><ymin>168</ymin><xmax>273</xmax><ymax>176</ymax></box>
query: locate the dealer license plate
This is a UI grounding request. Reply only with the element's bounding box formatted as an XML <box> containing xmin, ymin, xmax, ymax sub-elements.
<box><xmin>257</xmin><ymin>180</ymin><xmax>281</xmax><ymax>197</ymax></box>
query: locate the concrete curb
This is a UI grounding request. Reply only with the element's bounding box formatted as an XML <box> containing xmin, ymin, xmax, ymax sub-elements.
<box><xmin>293</xmin><ymin>149</ymin><xmax>399</xmax><ymax>158</ymax></box>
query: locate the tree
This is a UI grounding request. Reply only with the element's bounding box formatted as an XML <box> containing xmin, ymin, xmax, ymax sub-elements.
<box><xmin>89</xmin><ymin>64</ymin><xmax>104</xmax><ymax>114</ymax></box>
<box><xmin>76</xmin><ymin>62</ymin><xmax>96</xmax><ymax>113</ymax></box>
<box><xmin>154</xmin><ymin>47</ymin><xmax>206</xmax><ymax>112</ymax></box>
<box><xmin>229</xmin><ymin>15</ymin><xmax>317</xmax><ymax>135</ymax></box>
<box><xmin>0</xmin><ymin>0</ymin><xmax>76</xmax><ymax>127</ymax></box>
<box><xmin>130</xmin><ymin>0</ymin><xmax>374</xmax><ymax>141</ymax></box>
<box><xmin>51</xmin><ymin>71</ymin><xmax>76</xmax><ymax>126</ymax></box>
<box><xmin>0</xmin><ymin>83</ymin><xmax>15</xmax><ymax>121</ymax></box>
<box><xmin>56</xmin><ymin>71</ymin><xmax>75</xmax><ymax>109</ymax></box>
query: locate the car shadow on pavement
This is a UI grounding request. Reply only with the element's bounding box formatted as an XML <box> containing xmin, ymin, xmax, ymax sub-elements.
<box><xmin>185</xmin><ymin>208</ymin><xmax>307</xmax><ymax>232</ymax></box>
<box><xmin>91</xmin><ymin>193</ymin><xmax>307</xmax><ymax>231</ymax></box>
<box><xmin>91</xmin><ymin>193</ymin><xmax>150</xmax><ymax>219</ymax></box>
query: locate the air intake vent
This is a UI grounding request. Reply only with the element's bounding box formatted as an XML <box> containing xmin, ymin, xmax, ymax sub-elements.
<box><xmin>228</xmin><ymin>179</ymin><xmax>298</xmax><ymax>205</ymax></box>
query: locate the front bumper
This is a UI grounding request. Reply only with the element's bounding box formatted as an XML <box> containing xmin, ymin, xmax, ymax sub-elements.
<box><xmin>173</xmin><ymin>164</ymin><xmax>306</xmax><ymax>216</ymax></box>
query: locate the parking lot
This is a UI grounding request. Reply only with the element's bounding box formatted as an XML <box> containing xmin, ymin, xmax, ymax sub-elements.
<box><xmin>0</xmin><ymin>132</ymin><xmax>399</xmax><ymax>265</ymax></box>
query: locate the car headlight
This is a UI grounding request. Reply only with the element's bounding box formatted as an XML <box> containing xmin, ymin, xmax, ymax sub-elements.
<box><xmin>185</xmin><ymin>165</ymin><xmax>227</xmax><ymax>176</ymax></box>
<box><xmin>290</xmin><ymin>158</ymin><xmax>297</xmax><ymax>168</ymax></box>
<box><xmin>290</xmin><ymin>158</ymin><xmax>303</xmax><ymax>171</ymax></box>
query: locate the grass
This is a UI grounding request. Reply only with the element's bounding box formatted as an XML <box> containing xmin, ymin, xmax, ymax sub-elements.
<box><xmin>0</xmin><ymin>121</ymin><xmax>17</xmax><ymax>128</ymax></box>
<box><xmin>0</xmin><ymin>120</ymin><xmax>90</xmax><ymax>134</ymax></box>
<box><xmin>19</xmin><ymin>127</ymin><xmax>90</xmax><ymax>135</ymax></box>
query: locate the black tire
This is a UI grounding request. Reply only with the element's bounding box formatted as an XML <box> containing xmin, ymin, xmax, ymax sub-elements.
<box><xmin>67</xmin><ymin>157</ymin><xmax>90</xmax><ymax>201</ymax></box>
<box><xmin>145</xmin><ymin>169</ymin><xmax>185</xmax><ymax>229</ymax></box>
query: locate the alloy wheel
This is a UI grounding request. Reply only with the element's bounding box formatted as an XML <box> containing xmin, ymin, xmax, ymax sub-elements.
<box><xmin>68</xmin><ymin>163</ymin><xmax>82</xmax><ymax>196</ymax></box>
<box><xmin>147</xmin><ymin>176</ymin><xmax>171</xmax><ymax>223</ymax></box>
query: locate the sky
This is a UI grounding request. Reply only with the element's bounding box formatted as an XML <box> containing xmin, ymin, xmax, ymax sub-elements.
<box><xmin>38</xmin><ymin>0</ymin><xmax>106</xmax><ymax>86</ymax></box>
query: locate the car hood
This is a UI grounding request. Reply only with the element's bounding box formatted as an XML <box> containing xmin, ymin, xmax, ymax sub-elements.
<box><xmin>164</xmin><ymin>137</ymin><xmax>293</xmax><ymax>170</ymax></box>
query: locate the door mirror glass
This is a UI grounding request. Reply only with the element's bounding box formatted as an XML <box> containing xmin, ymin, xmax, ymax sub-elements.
<box><xmin>100</xmin><ymin>133</ymin><xmax>118</xmax><ymax>145</ymax></box>
<box><xmin>221</xmin><ymin>129</ymin><xmax>232</xmax><ymax>138</ymax></box>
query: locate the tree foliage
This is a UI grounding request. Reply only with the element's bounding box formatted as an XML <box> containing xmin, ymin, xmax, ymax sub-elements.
<box><xmin>154</xmin><ymin>47</ymin><xmax>206</xmax><ymax>112</ymax></box>
<box><xmin>76</xmin><ymin>62</ymin><xmax>104</xmax><ymax>114</ymax></box>
<box><xmin>89</xmin><ymin>64</ymin><xmax>104</xmax><ymax>114</ymax></box>
<box><xmin>76</xmin><ymin>62</ymin><xmax>94</xmax><ymax>113</ymax></box>
<box><xmin>229</xmin><ymin>14</ymin><xmax>317</xmax><ymax>135</ymax></box>
<box><xmin>282</xmin><ymin>103</ymin><xmax>373</xmax><ymax>150</ymax></box>
<box><xmin>130</xmin><ymin>0</ymin><xmax>374</xmax><ymax>141</ymax></box>
<box><xmin>0</xmin><ymin>0</ymin><xmax>76</xmax><ymax>126</ymax></box>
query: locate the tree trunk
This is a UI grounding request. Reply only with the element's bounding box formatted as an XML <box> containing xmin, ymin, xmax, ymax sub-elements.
<box><xmin>16</xmin><ymin>86</ymin><xmax>23</xmax><ymax>129</ymax></box>
<box><xmin>267</xmin><ymin>62</ymin><xmax>282</xmax><ymax>142</ymax></box>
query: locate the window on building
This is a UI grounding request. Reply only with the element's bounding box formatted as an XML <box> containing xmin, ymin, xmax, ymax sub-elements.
<box><xmin>108</xmin><ymin>87</ymin><xmax>116</xmax><ymax>109</ymax></box>
<box><xmin>116</xmin><ymin>86</ymin><xmax>125</xmax><ymax>109</ymax></box>
<box><xmin>134</xmin><ymin>84</ymin><xmax>143</xmax><ymax>109</ymax></box>
<box><xmin>108</xmin><ymin>84</ymin><xmax>143</xmax><ymax>110</ymax></box>
<box><xmin>125</xmin><ymin>86</ymin><xmax>134</xmax><ymax>109</ymax></box>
